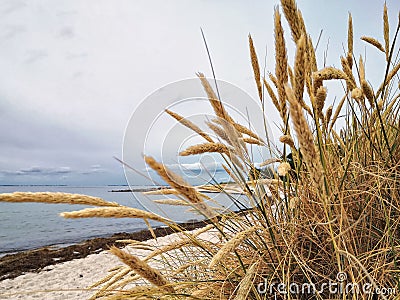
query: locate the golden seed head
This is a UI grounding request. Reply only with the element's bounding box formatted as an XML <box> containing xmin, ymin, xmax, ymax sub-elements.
<box><xmin>315</xmin><ymin>86</ymin><xmax>327</xmax><ymax>117</ymax></box>
<box><xmin>359</xmin><ymin>55</ymin><xmax>365</xmax><ymax>82</ymax></box>
<box><xmin>60</xmin><ymin>207</ymin><xmax>169</xmax><ymax>223</ymax></box>
<box><xmin>329</xmin><ymin>95</ymin><xmax>347</xmax><ymax>129</ymax></box>
<box><xmin>242</xmin><ymin>137</ymin><xmax>263</xmax><ymax>145</ymax></box>
<box><xmin>361</xmin><ymin>80</ymin><xmax>374</xmax><ymax>106</ymax></box>
<box><xmin>347</xmin><ymin>13</ymin><xmax>353</xmax><ymax>64</ymax></box>
<box><xmin>249</xmin><ymin>34</ymin><xmax>263</xmax><ymax>101</ymax></box>
<box><xmin>313</xmin><ymin>67</ymin><xmax>348</xmax><ymax>82</ymax></box>
<box><xmin>376</xmin><ymin>62</ymin><xmax>400</xmax><ymax>96</ymax></box>
<box><xmin>233</xmin><ymin>123</ymin><xmax>260</xmax><ymax>141</ymax></box>
<box><xmin>325</xmin><ymin>105</ymin><xmax>333</xmax><ymax>125</ymax></box>
<box><xmin>234</xmin><ymin>262</ymin><xmax>259</xmax><ymax>300</ymax></box>
<box><xmin>197</xmin><ymin>73</ymin><xmax>233</xmax><ymax>123</ymax></box>
<box><xmin>109</xmin><ymin>246</ymin><xmax>174</xmax><ymax>293</ymax></box>
<box><xmin>340</xmin><ymin>56</ymin><xmax>356</xmax><ymax>90</ymax></box>
<box><xmin>383</xmin><ymin>3</ymin><xmax>389</xmax><ymax>61</ymax></box>
<box><xmin>179</xmin><ymin>142</ymin><xmax>230</xmax><ymax>156</ymax></box>
<box><xmin>277</xmin><ymin>162</ymin><xmax>292</xmax><ymax>177</ymax></box>
<box><xmin>281</xmin><ymin>0</ymin><xmax>305</xmax><ymax>42</ymax></box>
<box><xmin>288</xmin><ymin>65</ymin><xmax>295</xmax><ymax>88</ymax></box>
<box><xmin>263</xmin><ymin>78</ymin><xmax>281</xmax><ymax>113</ymax></box>
<box><xmin>289</xmin><ymin>196</ymin><xmax>300</xmax><ymax>210</ymax></box>
<box><xmin>208</xmin><ymin>226</ymin><xmax>258</xmax><ymax>268</ymax></box>
<box><xmin>165</xmin><ymin>109</ymin><xmax>213</xmax><ymax>143</ymax></box>
<box><xmin>307</xmin><ymin>35</ymin><xmax>318</xmax><ymax>73</ymax></box>
<box><xmin>377</xmin><ymin>99</ymin><xmax>384</xmax><ymax>110</ymax></box>
<box><xmin>279</xmin><ymin>135</ymin><xmax>295</xmax><ymax>149</ymax></box>
<box><xmin>0</xmin><ymin>192</ymin><xmax>120</xmax><ymax>207</ymax></box>
<box><xmin>286</xmin><ymin>84</ymin><xmax>323</xmax><ymax>189</ymax></box>
<box><xmin>294</xmin><ymin>35</ymin><xmax>306</xmax><ymax>103</ymax></box>
<box><xmin>144</xmin><ymin>156</ymin><xmax>217</xmax><ymax>220</ymax></box>
<box><xmin>361</xmin><ymin>36</ymin><xmax>385</xmax><ymax>52</ymax></box>
<box><xmin>351</xmin><ymin>88</ymin><xmax>364</xmax><ymax>102</ymax></box>
<box><xmin>274</xmin><ymin>7</ymin><xmax>289</xmax><ymax>122</ymax></box>
<box><xmin>259</xmin><ymin>158</ymin><xmax>281</xmax><ymax>168</ymax></box>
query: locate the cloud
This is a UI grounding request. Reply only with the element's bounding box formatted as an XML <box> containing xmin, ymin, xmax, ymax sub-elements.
<box><xmin>58</xmin><ymin>26</ymin><xmax>74</xmax><ymax>39</ymax></box>
<box><xmin>1</xmin><ymin>25</ymin><xmax>25</xmax><ymax>40</ymax></box>
<box><xmin>65</xmin><ymin>52</ymin><xmax>88</xmax><ymax>60</ymax></box>
<box><xmin>2</xmin><ymin>166</ymin><xmax>72</xmax><ymax>176</ymax></box>
<box><xmin>0</xmin><ymin>164</ymin><xmax>125</xmax><ymax>186</ymax></box>
<box><xmin>80</xmin><ymin>164</ymin><xmax>105</xmax><ymax>175</ymax></box>
<box><xmin>0</xmin><ymin>165</ymin><xmax>111</xmax><ymax>177</ymax></box>
<box><xmin>24</xmin><ymin>49</ymin><xmax>48</xmax><ymax>64</ymax></box>
<box><xmin>1</xmin><ymin>1</ymin><xmax>26</xmax><ymax>15</ymax></box>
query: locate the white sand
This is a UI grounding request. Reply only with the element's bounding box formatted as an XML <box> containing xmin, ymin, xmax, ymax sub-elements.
<box><xmin>0</xmin><ymin>228</ymin><xmax>218</xmax><ymax>300</ymax></box>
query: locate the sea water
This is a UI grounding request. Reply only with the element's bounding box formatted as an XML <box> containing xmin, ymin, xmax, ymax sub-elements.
<box><xmin>0</xmin><ymin>185</ymin><xmax>238</xmax><ymax>254</ymax></box>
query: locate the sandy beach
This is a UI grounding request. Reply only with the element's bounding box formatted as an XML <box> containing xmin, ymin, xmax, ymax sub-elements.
<box><xmin>0</xmin><ymin>248</ymin><xmax>120</xmax><ymax>299</ymax></box>
<box><xmin>0</xmin><ymin>222</ymin><xmax>215</xmax><ymax>300</ymax></box>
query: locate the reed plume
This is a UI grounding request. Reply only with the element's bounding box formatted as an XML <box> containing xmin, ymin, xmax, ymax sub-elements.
<box><xmin>242</xmin><ymin>137</ymin><xmax>263</xmax><ymax>145</ymax></box>
<box><xmin>383</xmin><ymin>3</ymin><xmax>389</xmax><ymax>61</ymax></box>
<box><xmin>280</xmin><ymin>0</ymin><xmax>306</xmax><ymax>42</ymax></box>
<box><xmin>376</xmin><ymin>62</ymin><xmax>400</xmax><ymax>97</ymax></box>
<box><xmin>144</xmin><ymin>156</ymin><xmax>216</xmax><ymax>220</ymax></box>
<box><xmin>259</xmin><ymin>158</ymin><xmax>281</xmax><ymax>167</ymax></box>
<box><xmin>0</xmin><ymin>192</ymin><xmax>120</xmax><ymax>207</ymax></box>
<box><xmin>274</xmin><ymin>7</ymin><xmax>289</xmax><ymax>122</ymax></box>
<box><xmin>179</xmin><ymin>142</ymin><xmax>230</xmax><ymax>156</ymax></box>
<box><xmin>263</xmin><ymin>78</ymin><xmax>281</xmax><ymax>114</ymax></box>
<box><xmin>197</xmin><ymin>72</ymin><xmax>233</xmax><ymax>123</ymax></box>
<box><xmin>153</xmin><ymin>199</ymin><xmax>189</xmax><ymax>206</ymax></box>
<box><xmin>206</xmin><ymin>121</ymin><xmax>230</xmax><ymax>144</ymax></box>
<box><xmin>249</xmin><ymin>34</ymin><xmax>263</xmax><ymax>101</ymax></box>
<box><xmin>362</xmin><ymin>80</ymin><xmax>375</xmax><ymax>106</ymax></box>
<box><xmin>277</xmin><ymin>162</ymin><xmax>291</xmax><ymax>176</ymax></box>
<box><xmin>165</xmin><ymin>109</ymin><xmax>213</xmax><ymax>142</ymax></box>
<box><xmin>307</xmin><ymin>35</ymin><xmax>318</xmax><ymax>73</ymax></box>
<box><xmin>268</xmin><ymin>72</ymin><xmax>279</xmax><ymax>88</ymax></box>
<box><xmin>347</xmin><ymin>13</ymin><xmax>353</xmax><ymax>68</ymax></box>
<box><xmin>279</xmin><ymin>135</ymin><xmax>295</xmax><ymax>148</ymax></box>
<box><xmin>109</xmin><ymin>246</ymin><xmax>174</xmax><ymax>293</ymax></box>
<box><xmin>286</xmin><ymin>84</ymin><xmax>323</xmax><ymax>189</ymax></box>
<box><xmin>294</xmin><ymin>35</ymin><xmax>312</xmax><ymax>115</ymax></box>
<box><xmin>361</xmin><ymin>36</ymin><xmax>385</xmax><ymax>52</ymax></box>
<box><xmin>233</xmin><ymin>122</ymin><xmax>261</xmax><ymax>141</ymax></box>
<box><xmin>233</xmin><ymin>262</ymin><xmax>259</xmax><ymax>300</ymax></box>
<box><xmin>341</xmin><ymin>56</ymin><xmax>356</xmax><ymax>90</ymax></box>
<box><xmin>313</xmin><ymin>67</ymin><xmax>348</xmax><ymax>82</ymax></box>
<box><xmin>329</xmin><ymin>94</ymin><xmax>347</xmax><ymax>129</ymax></box>
<box><xmin>143</xmin><ymin>188</ymin><xmax>179</xmax><ymax>195</ymax></box>
<box><xmin>315</xmin><ymin>86</ymin><xmax>327</xmax><ymax>119</ymax></box>
<box><xmin>60</xmin><ymin>206</ymin><xmax>169</xmax><ymax>223</ymax></box>
<box><xmin>351</xmin><ymin>87</ymin><xmax>364</xmax><ymax>103</ymax></box>
<box><xmin>325</xmin><ymin>105</ymin><xmax>333</xmax><ymax>126</ymax></box>
<box><xmin>208</xmin><ymin>226</ymin><xmax>258</xmax><ymax>268</ymax></box>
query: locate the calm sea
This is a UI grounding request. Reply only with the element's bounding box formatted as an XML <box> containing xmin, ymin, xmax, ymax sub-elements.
<box><xmin>0</xmin><ymin>185</ymin><xmax>226</xmax><ymax>255</ymax></box>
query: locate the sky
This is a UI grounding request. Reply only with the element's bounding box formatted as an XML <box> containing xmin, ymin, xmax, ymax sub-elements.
<box><xmin>0</xmin><ymin>0</ymin><xmax>398</xmax><ymax>186</ymax></box>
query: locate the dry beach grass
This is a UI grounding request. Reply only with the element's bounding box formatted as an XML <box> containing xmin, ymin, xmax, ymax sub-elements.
<box><xmin>0</xmin><ymin>1</ymin><xmax>400</xmax><ymax>299</ymax></box>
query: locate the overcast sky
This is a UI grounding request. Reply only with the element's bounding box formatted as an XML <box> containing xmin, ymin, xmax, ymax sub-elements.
<box><xmin>0</xmin><ymin>0</ymin><xmax>398</xmax><ymax>185</ymax></box>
